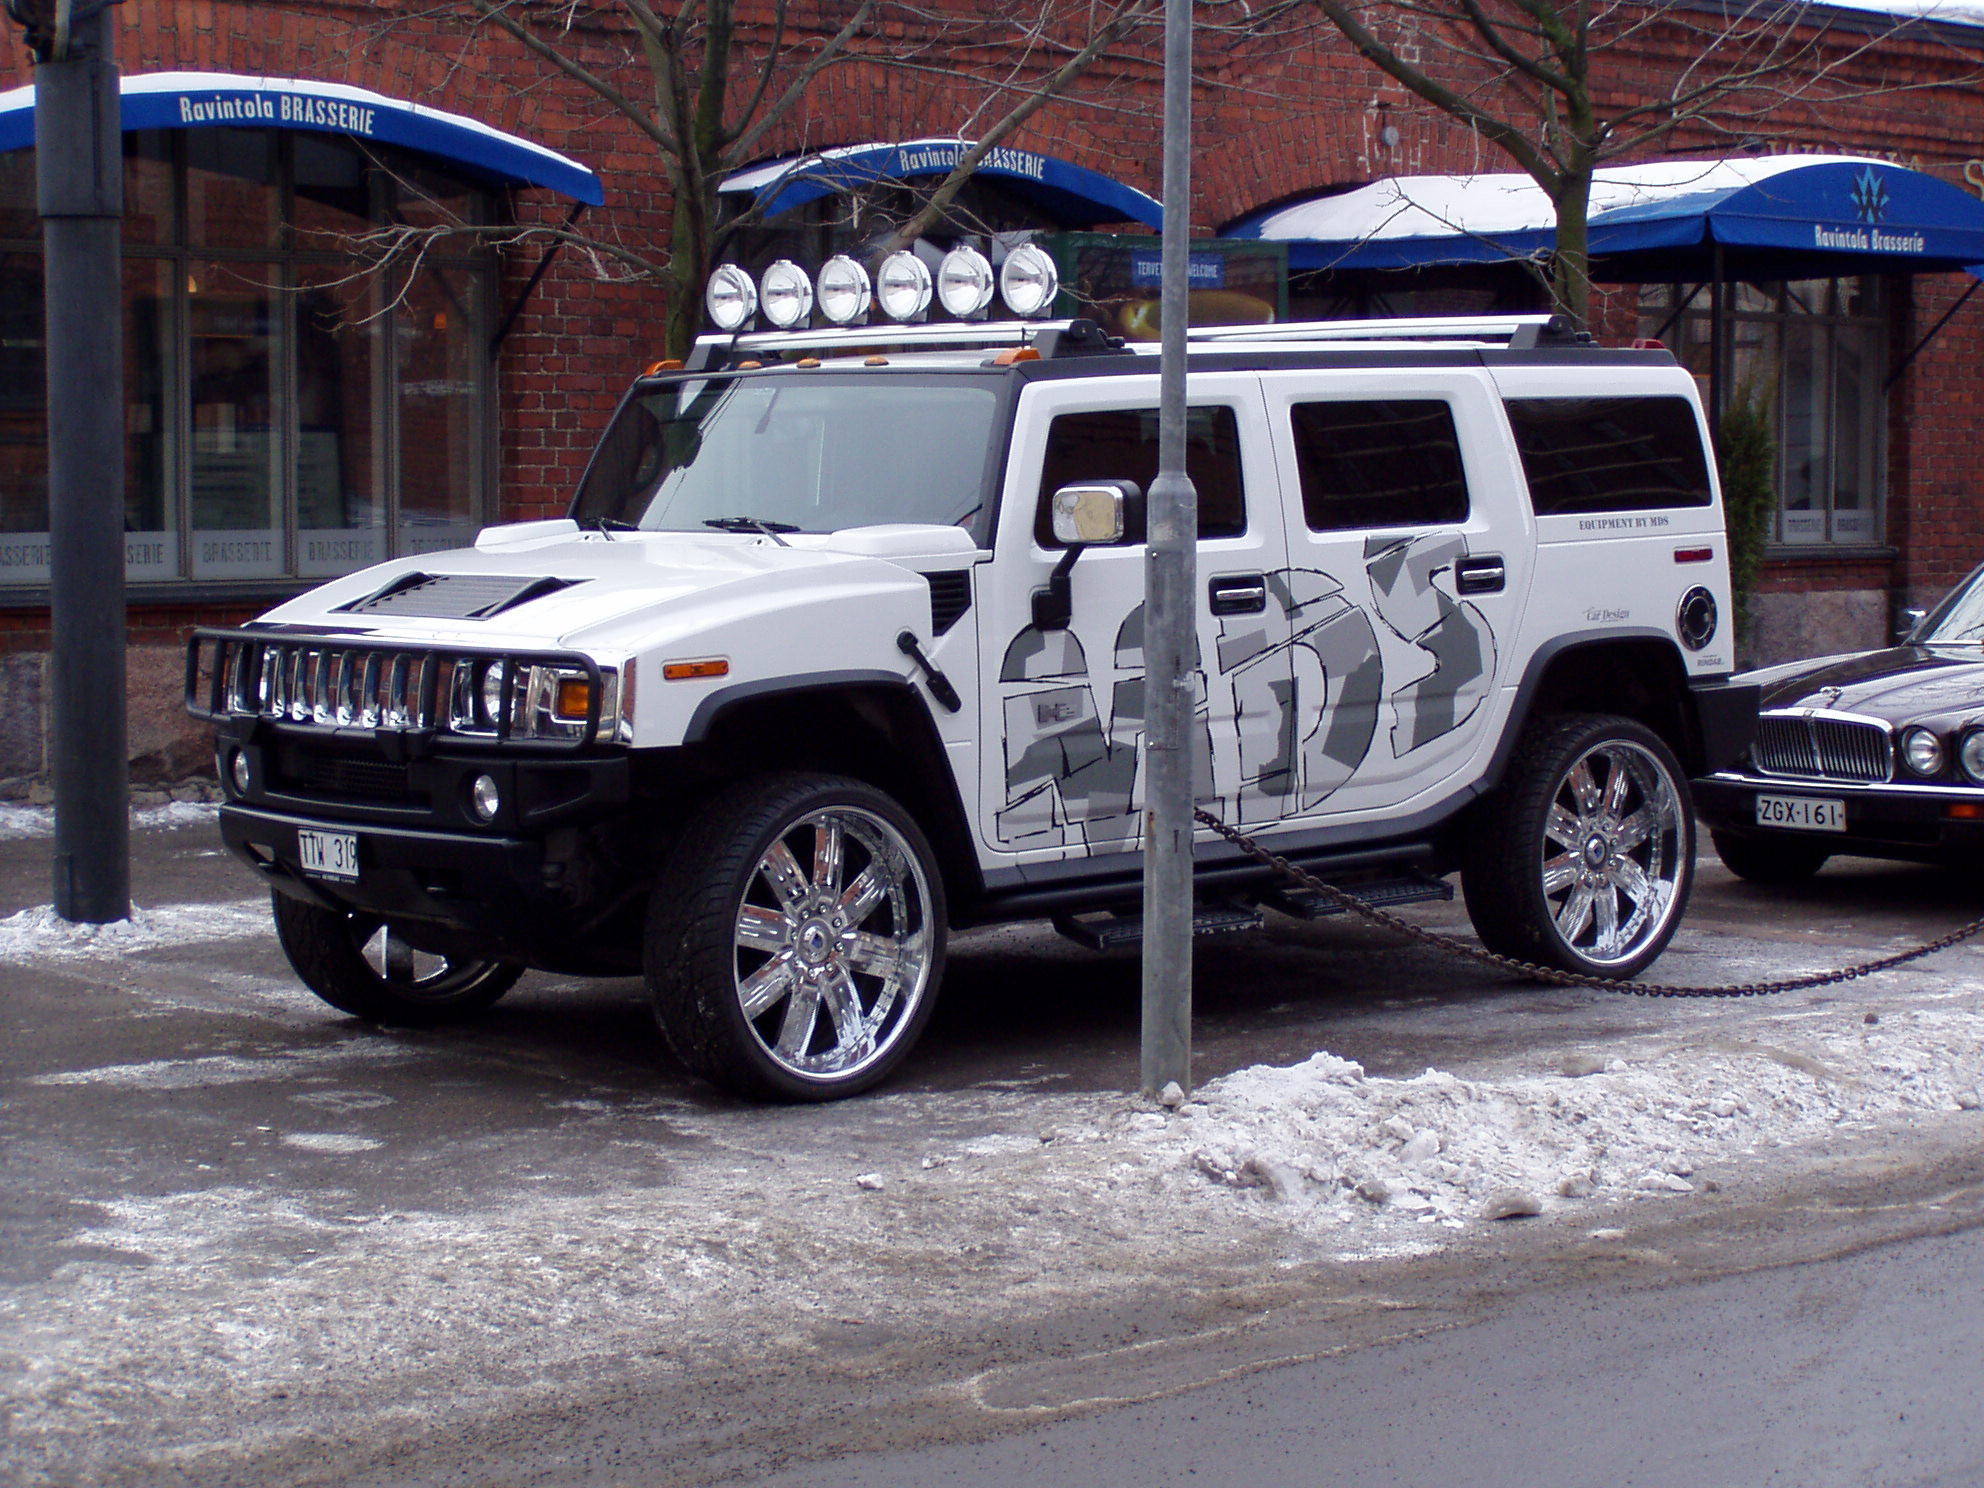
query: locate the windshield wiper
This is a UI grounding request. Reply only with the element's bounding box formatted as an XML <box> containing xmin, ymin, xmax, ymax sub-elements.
<box><xmin>579</xmin><ymin>515</ymin><xmax>641</xmax><ymax>541</ymax></box>
<box><xmin>704</xmin><ymin>516</ymin><xmax>798</xmax><ymax>546</ymax></box>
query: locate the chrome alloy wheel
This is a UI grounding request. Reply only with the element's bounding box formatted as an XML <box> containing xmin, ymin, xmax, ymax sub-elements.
<box><xmin>730</xmin><ymin>806</ymin><xmax>937</xmax><ymax>1081</ymax></box>
<box><xmin>353</xmin><ymin>917</ymin><xmax>490</xmax><ymax>997</ymax></box>
<box><xmin>1538</xmin><ymin>739</ymin><xmax>1687</xmax><ymax>969</ymax></box>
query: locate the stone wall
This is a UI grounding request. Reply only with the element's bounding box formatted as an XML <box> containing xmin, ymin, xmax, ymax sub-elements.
<box><xmin>0</xmin><ymin>644</ymin><xmax>212</xmax><ymax>797</ymax></box>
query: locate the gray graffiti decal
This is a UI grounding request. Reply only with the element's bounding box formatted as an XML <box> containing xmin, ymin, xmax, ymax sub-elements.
<box><xmin>1283</xmin><ymin>570</ymin><xmax>1384</xmax><ymax>810</ymax></box>
<box><xmin>996</xmin><ymin>548</ymin><xmax>1498</xmax><ymax>850</ymax></box>
<box><xmin>1364</xmin><ymin>533</ymin><xmax>1496</xmax><ymax>758</ymax></box>
<box><xmin>997</xmin><ymin>606</ymin><xmax>1214</xmax><ymax>849</ymax></box>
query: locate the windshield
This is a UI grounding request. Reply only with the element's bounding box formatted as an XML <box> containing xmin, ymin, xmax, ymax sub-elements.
<box><xmin>1922</xmin><ymin>565</ymin><xmax>1984</xmax><ymax>644</ymax></box>
<box><xmin>572</xmin><ymin>374</ymin><xmax>1002</xmax><ymax>540</ymax></box>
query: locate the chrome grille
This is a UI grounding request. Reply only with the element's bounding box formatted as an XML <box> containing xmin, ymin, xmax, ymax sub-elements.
<box><xmin>187</xmin><ymin>628</ymin><xmax>608</xmax><ymax>749</ymax></box>
<box><xmin>237</xmin><ymin>641</ymin><xmax>442</xmax><ymax>730</ymax></box>
<box><xmin>1752</xmin><ymin>713</ymin><xmax>1893</xmax><ymax>783</ymax></box>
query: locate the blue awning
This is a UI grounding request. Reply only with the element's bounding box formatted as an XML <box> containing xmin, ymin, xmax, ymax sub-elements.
<box><xmin>1227</xmin><ymin>157</ymin><xmax>1984</xmax><ymax>279</ymax></box>
<box><xmin>0</xmin><ymin>71</ymin><xmax>602</xmax><ymax>205</ymax></box>
<box><xmin>720</xmin><ymin>139</ymin><xmax>1163</xmax><ymax>230</ymax></box>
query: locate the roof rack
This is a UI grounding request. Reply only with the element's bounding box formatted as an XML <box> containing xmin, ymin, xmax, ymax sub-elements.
<box><xmin>681</xmin><ymin>311</ymin><xmax>1593</xmax><ymax>370</ymax></box>
<box><xmin>1184</xmin><ymin>314</ymin><xmax>1588</xmax><ymax>348</ymax></box>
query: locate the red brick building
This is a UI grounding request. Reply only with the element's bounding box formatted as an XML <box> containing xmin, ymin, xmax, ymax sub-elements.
<box><xmin>1</xmin><ymin>0</ymin><xmax>1981</xmax><ymax>786</ymax></box>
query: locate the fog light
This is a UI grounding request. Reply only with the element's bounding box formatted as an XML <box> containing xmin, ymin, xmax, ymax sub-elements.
<box><xmin>470</xmin><ymin>773</ymin><xmax>502</xmax><ymax>822</ymax></box>
<box><xmin>229</xmin><ymin>748</ymin><xmax>252</xmax><ymax>795</ymax></box>
<box><xmin>1902</xmin><ymin>726</ymin><xmax>1945</xmax><ymax>776</ymax></box>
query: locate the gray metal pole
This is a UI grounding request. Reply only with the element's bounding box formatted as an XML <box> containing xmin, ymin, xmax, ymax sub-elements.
<box><xmin>1140</xmin><ymin>0</ymin><xmax>1196</xmax><ymax>1097</ymax></box>
<box><xmin>38</xmin><ymin>2</ymin><xmax>129</xmax><ymax>923</ymax></box>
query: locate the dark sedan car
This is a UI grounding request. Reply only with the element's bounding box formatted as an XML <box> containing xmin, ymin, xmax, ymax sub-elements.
<box><xmin>1695</xmin><ymin>564</ymin><xmax>1984</xmax><ymax>882</ymax></box>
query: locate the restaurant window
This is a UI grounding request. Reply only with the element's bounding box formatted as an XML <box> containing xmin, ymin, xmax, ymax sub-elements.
<box><xmin>0</xmin><ymin>127</ymin><xmax>497</xmax><ymax>588</ymax></box>
<box><xmin>1639</xmin><ymin>277</ymin><xmax>1888</xmax><ymax>546</ymax></box>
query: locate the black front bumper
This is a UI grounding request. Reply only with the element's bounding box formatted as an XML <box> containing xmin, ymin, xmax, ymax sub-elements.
<box><xmin>1694</xmin><ymin>771</ymin><xmax>1984</xmax><ymax>862</ymax></box>
<box><xmin>222</xmin><ymin>804</ymin><xmax>560</xmax><ymax>942</ymax></box>
<box><xmin>219</xmin><ymin>755</ymin><xmax>645</xmax><ymax>970</ymax></box>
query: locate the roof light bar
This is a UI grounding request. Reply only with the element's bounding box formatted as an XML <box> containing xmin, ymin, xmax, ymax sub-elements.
<box><xmin>815</xmin><ymin>255</ymin><xmax>872</xmax><ymax>325</ymax></box>
<box><xmin>876</xmin><ymin>251</ymin><xmax>933</xmax><ymax>322</ymax></box>
<box><xmin>705</xmin><ymin>264</ymin><xmax>757</xmax><ymax>331</ymax></box>
<box><xmin>936</xmin><ymin>245</ymin><xmax>996</xmax><ymax>319</ymax></box>
<box><xmin>998</xmin><ymin>243</ymin><xmax>1058</xmax><ymax>318</ymax></box>
<box><xmin>760</xmin><ymin>258</ymin><xmax>814</xmax><ymax>328</ymax></box>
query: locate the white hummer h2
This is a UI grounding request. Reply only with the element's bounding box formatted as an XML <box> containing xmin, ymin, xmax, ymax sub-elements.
<box><xmin>189</xmin><ymin>312</ymin><xmax>1756</xmax><ymax>1100</ymax></box>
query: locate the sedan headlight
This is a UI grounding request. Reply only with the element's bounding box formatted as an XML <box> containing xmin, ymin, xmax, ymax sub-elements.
<box><xmin>1901</xmin><ymin>725</ymin><xmax>1946</xmax><ymax>777</ymax></box>
<box><xmin>1958</xmin><ymin>728</ymin><xmax>1984</xmax><ymax>785</ymax></box>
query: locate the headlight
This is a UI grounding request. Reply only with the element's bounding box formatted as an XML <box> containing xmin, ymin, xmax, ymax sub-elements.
<box><xmin>480</xmin><ymin>661</ymin><xmax>508</xmax><ymax>727</ymax></box>
<box><xmin>449</xmin><ymin>659</ymin><xmax>619</xmax><ymax>741</ymax></box>
<box><xmin>1958</xmin><ymin>729</ymin><xmax>1984</xmax><ymax>784</ymax></box>
<box><xmin>1902</xmin><ymin>725</ymin><xmax>1945</xmax><ymax>776</ymax></box>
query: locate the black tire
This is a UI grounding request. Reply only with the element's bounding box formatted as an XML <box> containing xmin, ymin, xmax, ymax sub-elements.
<box><xmin>1710</xmin><ymin>829</ymin><xmax>1831</xmax><ymax>884</ymax></box>
<box><xmin>1462</xmin><ymin>713</ymin><xmax>1695</xmax><ymax>979</ymax></box>
<box><xmin>645</xmin><ymin>772</ymin><xmax>947</xmax><ymax>1102</ymax></box>
<box><xmin>271</xmin><ymin>891</ymin><xmax>522</xmax><ymax>1025</ymax></box>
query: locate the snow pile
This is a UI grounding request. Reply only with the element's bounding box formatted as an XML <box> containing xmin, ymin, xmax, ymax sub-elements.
<box><xmin>1128</xmin><ymin>1011</ymin><xmax>1984</xmax><ymax>1234</ymax></box>
<box><xmin>0</xmin><ymin>799</ymin><xmax>216</xmax><ymax>841</ymax></box>
<box><xmin>0</xmin><ymin>900</ymin><xmax>268</xmax><ymax>960</ymax></box>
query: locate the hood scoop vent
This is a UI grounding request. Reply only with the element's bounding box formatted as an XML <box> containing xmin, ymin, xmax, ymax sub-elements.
<box><xmin>337</xmin><ymin>572</ymin><xmax>584</xmax><ymax>620</ymax></box>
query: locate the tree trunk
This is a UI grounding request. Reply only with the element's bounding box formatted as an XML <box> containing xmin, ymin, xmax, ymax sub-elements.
<box><xmin>1550</xmin><ymin>171</ymin><xmax>1593</xmax><ymax>331</ymax></box>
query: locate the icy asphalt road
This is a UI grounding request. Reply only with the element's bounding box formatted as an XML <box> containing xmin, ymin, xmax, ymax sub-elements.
<box><xmin>4</xmin><ymin>812</ymin><xmax>1984</xmax><ymax>1486</ymax></box>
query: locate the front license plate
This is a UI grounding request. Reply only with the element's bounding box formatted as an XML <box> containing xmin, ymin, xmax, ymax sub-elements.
<box><xmin>1755</xmin><ymin>794</ymin><xmax>1846</xmax><ymax>832</ymax></box>
<box><xmin>297</xmin><ymin>828</ymin><xmax>360</xmax><ymax>881</ymax></box>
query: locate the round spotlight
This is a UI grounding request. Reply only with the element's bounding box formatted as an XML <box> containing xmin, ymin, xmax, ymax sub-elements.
<box><xmin>999</xmin><ymin>243</ymin><xmax>1059</xmax><ymax>318</ymax></box>
<box><xmin>760</xmin><ymin>258</ymin><xmax>815</xmax><ymax>329</ymax></box>
<box><xmin>1902</xmin><ymin>725</ymin><xmax>1945</xmax><ymax>777</ymax></box>
<box><xmin>875</xmin><ymin>251</ymin><xmax>933</xmax><ymax>322</ymax></box>
<box><xmin>228</xmin><ymin>748</ymin><xmax>252</xmax><ymax>796</ymax></box>
<box><xmin>705</xmin><ymin>264</ymin><xmax>758</xmax><ymax>331</ymax></box>
<box><xmin>470</xmin><ymin>773</ymin><xmax>502</xmax><ymax>823</ymax></box>
<box><xmin>1961</xmin><ymin>729</ymin><xmax>1984</xmax><ymax>784</ymax></box>
<box><xmin>937</xmin><ymin>245</ymin><xmax>996</xmax><ymax>319</ymax></box>
<box><xmin>815</xmin><ymin>255</ymin><xmax>872</xmax><ymax>325</ymax></box>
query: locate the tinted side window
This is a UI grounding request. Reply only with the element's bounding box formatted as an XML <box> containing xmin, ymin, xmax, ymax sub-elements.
<box><xmin>1506</xmin><ymin>396</ymin><xmax>1712</xmax><ymax>515</ymax></box>
<box><xmin>1035</xmin><ymin>406</ymin><xmax>1246</xmax><ymax>546</ymax></box>
<box><xmin>1290</xmin><ymin>400</ymin><xmax>1469</xmax><ymax>532</ymax></box>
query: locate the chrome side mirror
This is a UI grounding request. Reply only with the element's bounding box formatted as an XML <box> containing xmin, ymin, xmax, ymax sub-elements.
<box><xmin>1036</xmin><ymin>481</ymin><xmax>1144</xmax><ymax>631</ymax></box>
<box><xmin>1050</xmin><ymin>483</ymin><xmax>1128</xmax><ymax>545</ymax></box>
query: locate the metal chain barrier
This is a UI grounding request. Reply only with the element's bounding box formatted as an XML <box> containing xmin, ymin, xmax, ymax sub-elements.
<box><xmin>1194</xmin><ymin>808</ymin><xmax>1984</xmax><ymax>999</ymax></box>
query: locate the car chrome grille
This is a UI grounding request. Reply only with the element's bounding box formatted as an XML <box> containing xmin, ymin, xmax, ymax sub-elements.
<box><xmin>1752</xmin><ymin>713</ymin><xmax>1893</xmax><ymax>783</ymax></box>
<box><xmin>245</xmin><ymin>641</ymin><xmax>441</xmax><ymax>729</ymax></box>
<box><xmin>187</xmin><ymin>628</ymin><xmax>608</xmax><ymax>750</ymax></box>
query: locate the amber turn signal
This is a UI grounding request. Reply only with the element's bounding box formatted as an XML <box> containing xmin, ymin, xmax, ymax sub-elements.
<box><xmin>554</xmin><ymin>677</ymin><xmax>592</xmax><ymax>718</ymax></box>
<box><xmin>662</xmin><ymin>658</ymin><xmax>730</xmax><ymax>681</ymax></box>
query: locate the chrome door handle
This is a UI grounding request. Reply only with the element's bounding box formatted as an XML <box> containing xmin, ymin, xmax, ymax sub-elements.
<box><xmin>1455</xmin><ymin>555</ymin><xmax>1505</xmax><ymax>595</ymax></box>
<box><xmin>1208</xmin><ymin>574</ymin><xmax>1269</xmax><ymax>615</ymax></box>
